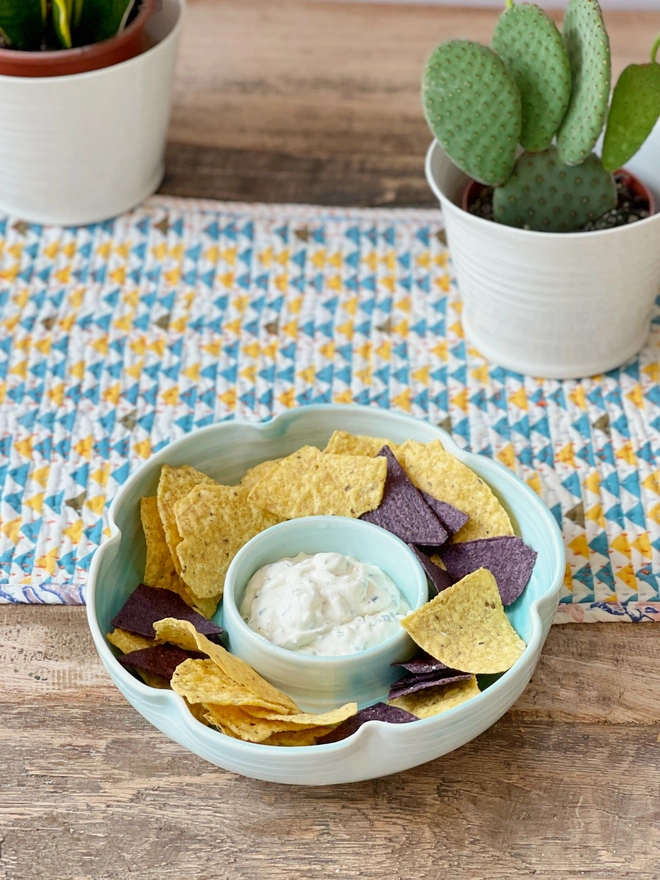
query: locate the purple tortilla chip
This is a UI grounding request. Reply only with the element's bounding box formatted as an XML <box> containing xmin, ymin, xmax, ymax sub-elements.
<box><xmin>316</xmin><ymin>702</ymin><xmax>417</xmax><ymax>744</ymax></box>
<box><xmin>439</xmin><ymin>536</ymin><xmax>537</xmax><ymax>605</ymax></box>
<box><xmin>360</xmin><ymin>446</ymin><xmax>449</xmax><ymax>546</ymax></box>
<box><xmin>408</xmin><ymin>544</ymin><xmax>453</xmax><ymax>595</ymax></box>
<box><xmin>111</xmin><ymin>583</ymin><xmax>224</xmax><ymax>642</ymax></box>
<box><xmin>420</xmin><ymin>491</ymin><xmax>469</xmax><ymax>537</ymax></box>
<box><xmin>388</xmin><ymin>671</ymin><xmax>473</xmax><ymax>701</ymax></box>
<box><xmin>392</xmin><ymin>652</ymin><xmax>449</xmax><ymax>675</ymax></box>
<box><xmin>118</xmin><ymin>644</ymin><xmax>206</xmax><ymax>681</ymax></box>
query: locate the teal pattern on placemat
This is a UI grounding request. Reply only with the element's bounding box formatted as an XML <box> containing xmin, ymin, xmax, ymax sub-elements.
<box><xmin>0</xmin><ymin>197</ymin><xmax>659</xmax><ymax>622</ymax></box>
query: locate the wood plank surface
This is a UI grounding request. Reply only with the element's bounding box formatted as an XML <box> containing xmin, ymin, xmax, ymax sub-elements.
<box><xmin>162</xmin><ymin>0</ymin><xmax>660</xmax><ymax>205</ymax></box>
<box><xmin>3</xmin><ymin>2</ymin><xmax>660</xmax><ymax>878</ymax></box>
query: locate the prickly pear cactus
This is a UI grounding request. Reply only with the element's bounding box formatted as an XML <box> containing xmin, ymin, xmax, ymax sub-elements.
<box><xmin>492</xmin><ymin>1</ymin><xmax>571</xmax><ymax>153</ymax></box>
<box><xmin>423</xmin><ymin>40</ymin><xmax>522</xmax><ymax>187</ymax></box>
<box><xmin>493</xmin><ymin>147</ymin><xmax>617</xmax><ymax>232</ymax></box>
<box><xmin>602</xmin><ymin>36</ymin><xmax>660</xmax><ymax>173</ymax></box>
<box><xmin>557</xmin><ymin>0</ymin><xmax>611</xmax><ymax>166</ymax></box>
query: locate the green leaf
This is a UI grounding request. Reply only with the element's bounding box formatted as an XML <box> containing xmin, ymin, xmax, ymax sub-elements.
<box><xmin>0</xmin><ymin>0</ymin><xmax>45</xmax><ymax>50</ymax></box>
<box><xmin>602</xmin><ymin>61</ymin><xmax>660</xmax><ymax>172</ymax></box>
<box><xmin>74</xmin><ymin>0</ymin><xmax>136</xmax><ymax>46</ymax></box>
<box><xmin>52</xmin><ymin>0</ymin><xmax>73</xmax><ymax>49</ymax></box>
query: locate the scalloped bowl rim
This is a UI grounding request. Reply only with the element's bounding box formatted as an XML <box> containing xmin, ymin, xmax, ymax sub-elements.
<box><xmin>86</xmin><ymin>405</ymin><xmax>565</xmax><ymax>761</ymax></box>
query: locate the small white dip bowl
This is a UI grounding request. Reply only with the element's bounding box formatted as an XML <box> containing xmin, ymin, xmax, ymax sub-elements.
<box><xmin>222</xmin><ymin>516</ymin><xmax>429</xmax><ymax>712</ymax></box>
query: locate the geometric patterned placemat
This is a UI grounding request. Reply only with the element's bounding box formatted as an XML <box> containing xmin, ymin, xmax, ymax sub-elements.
<box><xmin>1</xmin><ymin>196</ymin><xmax>659</xmax><ymax>623</ymax></box>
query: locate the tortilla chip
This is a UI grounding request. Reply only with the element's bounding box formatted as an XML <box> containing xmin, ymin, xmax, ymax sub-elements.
<box><xmin>174</xmin><ymin>484</ymin><xmax>280</xmax><ymax>598</ymax></box>
<box><xmin>316</xmin><ymin>702</ymin><xmax>417</xmax><ymax>744</ymax></box>
<box><xmin>419</xmin><ymin>491</ymin><xmax>469</xmax><ymax>538</ymax></box>
<box><xmin>400</xmin><ymin>568</ymin><xmax>526</xmax><ymax>674</ymax></box>
<box><xmin>171</xmin><ymin>658</ymin><xmax>296</xmax><ymax>713</ymax></box>
<box><xmin>118</xmin><ymin>645</ymin><xmax>205</xmax><ymax>681</ymax></box>
<box><xmin>111</xmin><ymin>583</ymin><xmax>224</xmax><ymax>642</ymax></box>
<box><xmin>324</xmin><ymin>430</ymin><xmax>399</xmax><ymax>457</ymax></box>
<box><xmin>107</xmin><ymin>628</ymin><xmax>157</xmax><ymax>654</ymax></box>
<box><xmin>242</xmin><ymin>703</ymin><xmax>357</xmax><ymax>729</ymax></box>
<box><xmin>260</xmin><ymin>728</ymin><xmax>334</xmax><ymax>747</ymax></box>
<box><xmin>240</xmin><ymin>458</ymin><xmax>282</xmax><ymax>491</ymax></box>
<box><xmin>361</xmin><ymin>447</ymin><xmax>448</xmax><ymax>545</ymax></box>
<box><xmin>140</xmin><ymin>496</ymin><xmax>220</xmax><ymax>618</ymax></box>
<box><xmin>389</xmin><ymin>676</ymin><xmax>480</xmax><ymax>718</ymax></box>
<box><xmin>203</xmin><ymin>703</ymin><xmax>356</xmax><ymax>743</ymax></box>
<box><xmin>408</xmin><ymin>544</ymin><xmax>453</xmax><ymax>595</ymax></box>
<box><xmin>397</xmin><ymin>440</ymin><xmax>514</xmax><ymax>542</ymax></box>
<box><xmin>107</xmin><ymin>629</ymin><xmax>169</xmax><ymax>688</ymax></box>
<box><xmin>157</xmin><ymin>465</ymin><xmax>217</xmax><ymax>578</ymax></box>
<box><xmin>439</xmin><ymin>536</ymin><xmax>537</xmax><ymax>606</ymax></box>
<box><xmin>388</xmin><ymin>670</ymin><xmax>472</xmax><ymax>700</ymax></box>
<box><xmin>248</xmin><ymin>446</ymin><xmax>387</xmax><ymax>519</ymax></box>
<box><xmin>153</xmin><ymin>618</ymin><xmax>300</xmax><ymax>713</ymax></box>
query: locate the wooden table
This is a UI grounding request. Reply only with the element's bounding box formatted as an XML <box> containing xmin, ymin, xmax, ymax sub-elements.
<box><xmin>3</xmin><ymin>3</ymin><xmax>660</xmax><ymax>878</ymax></box>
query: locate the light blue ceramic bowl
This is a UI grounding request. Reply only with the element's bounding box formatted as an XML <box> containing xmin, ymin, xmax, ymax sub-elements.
<box><xmin>223</xmin><ymin>517</ymin><xmax>429</xmax><ymax>712</ymax></box>
<box><xmin>86</xmin><ymin>404</ymin><xmax>565</xmax><ymax>785</ymax></box>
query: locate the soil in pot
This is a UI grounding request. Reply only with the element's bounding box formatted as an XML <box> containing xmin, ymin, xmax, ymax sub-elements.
<box><xmin>465</xmin><ymin>170</ymin><xmax>654</xmax><ymax>232</ymax></box>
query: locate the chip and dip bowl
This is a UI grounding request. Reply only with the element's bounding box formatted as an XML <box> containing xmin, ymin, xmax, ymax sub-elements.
<box><xmin>87</xmin><ymin>404</ymin><xmax>565</xmax><ymax>785</ymax></box>
<box><xmin>223</xmin><ymin>516</ymin><xmax>429</xmax><ymax>712</ymax></box>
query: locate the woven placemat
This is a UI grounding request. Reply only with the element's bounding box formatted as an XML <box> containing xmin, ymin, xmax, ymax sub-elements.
<box><xmin>1</xmin><ymin>196</ymin><xmax>659</xmax><ymax>622</ymax></box>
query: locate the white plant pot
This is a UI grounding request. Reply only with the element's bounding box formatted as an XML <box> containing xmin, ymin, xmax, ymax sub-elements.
<box><xmin>425</xmin><ymin>139</ymin><xmax>660</xmax><ymax>379</ymax></box>
<box><xmin>0</xmin><ymin>0</ymin><xmax>183</xmax><ymax>226</ymax></box>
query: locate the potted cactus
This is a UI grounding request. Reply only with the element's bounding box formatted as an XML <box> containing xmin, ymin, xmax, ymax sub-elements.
<box><xmin>424</xmin><ymin>0</ymin><xmax>660</xmax><ymax>379</ymax></box>
<box><xmin>0</xmin><ymin>0</ymin><xmax>184</xmax><ymax>224</ymax></box>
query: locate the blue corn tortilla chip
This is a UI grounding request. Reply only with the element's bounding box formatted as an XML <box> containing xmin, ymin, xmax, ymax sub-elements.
<box><xmin>360</xmin><ymin>446</ymin><xmax>449</xmax><ymax>546</ymax></box>
<box><xmin>408</xmin><ymin>544</ymin><xmax>453</xmax><ymax>595</ymax></box>
<box><xmin>439</xmin><ymin>536</ymin><xmax>537</xmax><ymax>605</ymax></box>
<box><xmin>420</xmin><ymin>491</ymin><xmax>469</xmax><ymax>538</ymax></box>
<box><xmin>118</xmin><ymin>644</ymin><xmax>205</xmax><ymax>681</ymax></box>
<box><xmin>111</xmin><ymin>583</ymin><xmax>224</xmax><ymax>642</ymax></box>
<box><xmin>316</xmin><ymin>702</ymin><xmax>417</xmax><ymax>744</ymax></box>
<box><xmin>392</xmin><ymin>652</ymin><xmax>449</xmax><ymax>675</ymax></box>
<box><xmin>388</xmin><ymin>670</ymin><xmax>473</xmax><ymax>701</ymax></box>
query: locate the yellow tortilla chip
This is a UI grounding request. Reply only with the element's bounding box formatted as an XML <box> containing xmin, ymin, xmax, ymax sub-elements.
<box><xmin>260</xmin><ymin>728</ymin><xmax>335</xmax><ymax>746</ymax></box>
<box><xmin>401</xmin><ymin>568</ymin><xmax>526</xmax><ymax>674</ymax></box>
<box><xmin>244</xmin><ymin>703</ymin><xmax>357</xmax><ymax>728</ymax></box>
<box><xmin>248</xmin><ymin>445</ymin><xmax>387</xmax><ymax>519</ymax></box>
<box><xmin>174</xmin><ymin>484</ymin><xmax>280</xmax><ymax>598</ymax></box>
<box><xmin>140</xmin><ymin>496</ymin><xmax>219</xmax><ymax>619</ymax></box>
<box><xmin>107</xmin><ymin>628</ymin><xmax>157</xmax><ymax>654</ymax></box>
<box><xmin>172</xmin><ymin>659</ymin><xmax>296</xmax><ymax>714</ymax></box>
<box><xmin>323</xmin><ymin>430</ymin><xmax>399</xmax><ymax>457</ymax></box>
<box><xmin>389</xmin><ymin>676</ymin><xmax>480</xmax><ymax>718</ymax></box>
<box><xmin>157</xmin><ymin>465</ymin><xmax>217</xmax><ymax>578</ymax></box>
<box><xmin>154</xmin><ymin>618</ymin><xmax>300</xmax><ymax>713</ymax></box>
<box><xmin>240</xmin><ymin>458</ymin><xmax>282</xmax><ymax>491</ymax></box>
<box><xmin>397</xmin><ymin>440</ymin><xmax>514</xmax><ymax>542</ymax></box>
<box><xmin>201</xmin><ymin>705</ymin><xmax>310</xmax><ymax>743</ymax></box>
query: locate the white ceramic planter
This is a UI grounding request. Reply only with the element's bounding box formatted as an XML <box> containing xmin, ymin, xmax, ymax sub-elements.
<box><xmin>425</xmin><ymin>139</ymin><xmax>660</xmax><ymax>379</ymax></box>
<box><xmin>0</xmin><ymin>0</ymin><xmax>183</xmax><ymax>226</ymax></box>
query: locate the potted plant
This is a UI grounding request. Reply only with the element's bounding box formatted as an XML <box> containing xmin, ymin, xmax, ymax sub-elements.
<box><xmin>423</xmin><ymin>0</ymin><xmax>660</xmax><ymax>379</ymax></box>
<box><xmin>0</xmin><ymin>0</ymin><xmax>184</xmax><ymax>225</ymax></box>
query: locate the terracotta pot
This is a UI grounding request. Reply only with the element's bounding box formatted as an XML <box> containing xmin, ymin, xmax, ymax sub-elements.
<box><xmin>0</xmin><ymin>0</ymin><xmax>157</xmax><ymax>78</ymax></box>
<box><xmin>461</xmin><ymin>169</ymin><xmax>656</xmax><ymax>218</ymax></box>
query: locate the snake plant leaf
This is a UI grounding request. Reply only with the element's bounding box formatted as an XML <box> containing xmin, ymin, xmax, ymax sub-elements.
<box><xmin>602</xmin><ymin>60</ymin><xmax>660</xmax><ymax>173</ymax></box>
<box><xmin>0</xmin><ymin>0</ymin><xmax>45</xmax><ymax>50</ymax></box>
<box><xmin>74</xmin><ymin>0</ymin><xmax>136</xmax><ymax>46</ymax></box>
<box><xmin>52</xmin><ymin>0</ymin><xmax>73</xmax><ymax>49</ymax></box>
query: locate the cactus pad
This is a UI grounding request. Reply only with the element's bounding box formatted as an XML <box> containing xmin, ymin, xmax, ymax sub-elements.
<box><xmin>423</xmin><ymin>40</ymin><xmax>522</xmax><ymax>187</ymax></box>
<box><xmin>492</xmin><ymin>2</ymin><xmax>571</xmax><ymax>153</ymax></box>
<box><xmin>602</xmin><ymin>61</ymin><xmax>660</xmax><ymax>173</ymax></box>
<box><xmin>557</xmin><ymin>0</ymin><xmax>611</xmax><ymax>166</ymax></box>
<box><xmin>493</xmin><ymin>147</ymin><xmax>617</xmax><ymax>232</ymax></box>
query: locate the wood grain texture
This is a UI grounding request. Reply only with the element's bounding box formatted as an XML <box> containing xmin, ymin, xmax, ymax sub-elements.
<box><xmin>3</xmin><ymin>4</ymin><xmax>660</xmax><ymax>877</ymax></box>
<box><xmin>161</xmin><ymin>0</ymin><xmax>660</xmax><ymax>205</ymax></box>
<box><xmin>1</xmin><ymin>606</ymin><xmax>660</xmax><ymax>879</ymax></box>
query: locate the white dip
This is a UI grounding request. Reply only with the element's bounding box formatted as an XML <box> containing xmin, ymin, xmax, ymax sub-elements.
<box><xmin>240</xmin><ymin>552</ymin><xmax>409</xmax><ymax>656</ymax></box>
